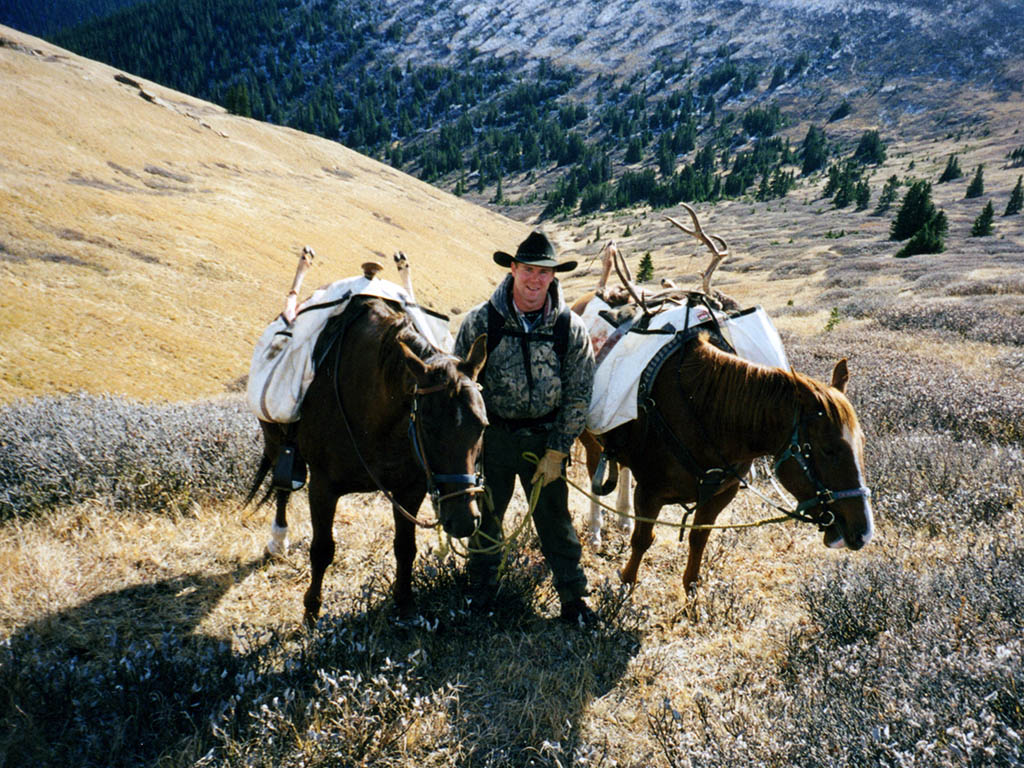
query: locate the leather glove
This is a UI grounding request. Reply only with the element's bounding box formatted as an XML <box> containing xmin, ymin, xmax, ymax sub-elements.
<box><xmin>531</xmin><ymin>449</ymin><xmax>567</xmax><ymax>487</ymax></box>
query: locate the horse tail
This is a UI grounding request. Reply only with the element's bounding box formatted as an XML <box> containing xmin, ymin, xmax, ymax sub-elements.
<box><xmin>243</xmin><ymin>454</ymin><xmax>274</xmax><ymax>508</ymax></box>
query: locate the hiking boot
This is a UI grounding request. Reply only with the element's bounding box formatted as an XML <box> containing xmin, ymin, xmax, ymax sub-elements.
<box><xmin>559</xmin><ymin>597</ymin><xmax>598</xmax><ymax>627</ymax></box>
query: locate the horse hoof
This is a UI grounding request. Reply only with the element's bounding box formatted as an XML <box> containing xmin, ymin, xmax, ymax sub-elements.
<box><xmin>584</xmin><ymin>529</ymin><xmax>602</xmax><ymax>549</ymax></box>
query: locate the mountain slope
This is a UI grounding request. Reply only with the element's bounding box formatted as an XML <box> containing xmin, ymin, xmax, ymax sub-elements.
<box><xmin>0</xmin><ymin>26</ymin><xmax>528</xmax><ymax>405</ymax></box>
<box><xmin>379</xmin><ymin>0</ymin><xmax>1023</xmax><ymax>88</ymax></box>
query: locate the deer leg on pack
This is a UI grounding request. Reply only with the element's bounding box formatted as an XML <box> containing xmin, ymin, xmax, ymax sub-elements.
<box><xmin>393</xmin><ymin>251</ymin><xmax>416</xmax><ymax>302</ymax></box>
<box><xmin>282</xmin><ymin>245</ymin><xmax>315</xmax><ymax>324</ymax></box>
<box><xmin>303</xmin><ymin>473</ymin><xmax>338</xmax><ymax>626</ymax></box>
<box><xmin>580</xmin><ymin>430</ymin><xmax>607</xmax><ymax>547</ymax></box>
<box><xmin>615</xmin><ymin>466</ymin><xmax>634</xmax><ymax>534</ymax></box>
<box><xmin>620</xmin><ymin>483</ymin><xmax>661</xmax><ymax>585</ymax></box>
<box><xmin>391</xmin><ymin>491</ymin><xmax>422</xmax><ymax>618</ymax></box>
<box><xmin>681</xmin><ymin>483</ymin><xmax>740</xmax><ymax>594</ymax></box>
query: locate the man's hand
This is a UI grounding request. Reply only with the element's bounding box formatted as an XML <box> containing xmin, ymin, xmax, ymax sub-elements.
<box><xmin>531</xmin><ymin>449</ymin><xmax>567</xmax><ymax>487</ymax></box>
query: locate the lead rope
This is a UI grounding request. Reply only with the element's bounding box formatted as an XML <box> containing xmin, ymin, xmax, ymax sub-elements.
<box><xmin>330</xmin><ymin>339</ymin><xmax>439</xmax><ymax>529</ymax></box>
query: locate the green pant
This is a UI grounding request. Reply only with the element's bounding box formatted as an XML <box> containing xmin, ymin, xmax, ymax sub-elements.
<box><xmin>470</xmin><ymin>425</ymin><xmax>587</xmax><ymax>604</ymax></box>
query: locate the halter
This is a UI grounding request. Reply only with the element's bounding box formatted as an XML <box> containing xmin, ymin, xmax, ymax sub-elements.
<box><xmin>408</xmin><ymin>381</ymin><xmax>485</xmax><ymax>513</ymax></box>
<box><xmin>773</xmin><ymin>409</ymin><xmax>872</xmax><ymax>529</ymax></box>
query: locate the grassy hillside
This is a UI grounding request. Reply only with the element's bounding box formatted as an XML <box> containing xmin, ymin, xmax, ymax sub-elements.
<box><xmin>0</xmin><ymin>25</ymin><xmax>527</xmax><ymax>405</ymax></box>
<box><xmin>1</xmin><ymin>19</ymin><xmax>1024</xmax><ymax>768</ymax></box>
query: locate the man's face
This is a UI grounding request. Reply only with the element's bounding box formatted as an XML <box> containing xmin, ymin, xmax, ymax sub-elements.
<box><xmin>510</xmin><ymin>261</ymin><xmax>555</xmax><ymax>312</ymax></box>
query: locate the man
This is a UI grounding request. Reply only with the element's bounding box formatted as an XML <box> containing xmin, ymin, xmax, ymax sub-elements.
<box><xmin>454</xmin><ymin>230</ymin><xmax>597</xmax><ymax>626</ymax></box>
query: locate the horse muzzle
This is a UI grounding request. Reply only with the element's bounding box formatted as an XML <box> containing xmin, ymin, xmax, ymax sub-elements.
<box><xmin>439</xmin><ymin>496</ymin><xmax>480</xmax><ymax>539</ymax></box>
<box><xmin>823</xmin><ymin>497</ymin><xmax>874</xmax><ymax>551</ymax></box>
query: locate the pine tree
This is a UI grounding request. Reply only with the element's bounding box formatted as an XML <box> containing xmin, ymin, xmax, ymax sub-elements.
<box><xmin>938</xmin><ymin>154</ymin><xmax>963</xmax><ymax>183</ymax></box>
<box><xmin>637</xmin><ymin>252</ymin><xmax>654</xmax><ymax>282</ymax></box>
<box><xmin>852</xmin><ymin>130</ymin><xmax>886</xmax><ymax>165</ymax></box>
<box><xmin>874</xmin><ymin>175</ymin><xmax>901</xmax><ymax>213</ymax></box>
<box><xmin>971</xmin><ymin>201</ymin><xmax>994</xmax><ymax>236</ymax></box>
<box><xmin>895</xmin><ymin>212</ymin><xmax>947</xmax><ymax>257</ymax></box>
<box><xmin>855</xmin><ymin>180</ymin><xmax>871</xmax><ymax>210</ymax></box>
<box><xmin>965</xmin><ymin>165</ymin><xmax>985</xmax><ymax>198</ymax></box>
<box><xmin>891</xmin><ymin>180</ymin><xmax>947</xmax><ymax>247</ymax></box>
<box><xmin>801</xmin><ymin>125</ymin><xmax>827</xmax><ymax>175</ymax></box>
<box><xmin>1005</xmin><ymin>175</ymin><xmax>1023</xmax><ymax>216</ymax></box>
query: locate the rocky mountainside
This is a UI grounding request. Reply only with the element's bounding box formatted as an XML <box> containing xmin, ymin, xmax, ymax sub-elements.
<box><xmin>378</xmin><ymin>0</ymin><xmax>1024</xmax><ymax>90</ymax></box>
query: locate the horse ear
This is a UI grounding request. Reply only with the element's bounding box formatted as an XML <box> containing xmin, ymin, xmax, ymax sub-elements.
<box><xmin>399</xmin><ymin>342</ymin><xmax>430</xmax><ymax>386</ymax></box>
<box><xmin>831</xmin><ymin>358</ymin><xmax>849</xmax><ymax>393</ymax></box>
<box><xmin>459</xmin><ymin>333</ymin><xmax>488</xmax><ymax>382</ymax></box>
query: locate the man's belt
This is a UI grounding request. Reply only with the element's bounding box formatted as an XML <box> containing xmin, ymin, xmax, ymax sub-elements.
<box><xmin>489</xmin><ymin>410</ymin><xmax>557</xmax><ymax>433</ymax></box>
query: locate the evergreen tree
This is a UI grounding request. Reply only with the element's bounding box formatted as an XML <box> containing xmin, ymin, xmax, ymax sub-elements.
<box><xmin>625</xmin><ymin>137</ymin><xmax>643</xmax><ymax>164</ymax></box>
<box><xmin>938</xmin><ymin>153</ymin><xmax>963</xmax><ymax>182</ymax></box>
<box><xmin>895</xmin><ymin>213</ymin><xmax>947</xmax><ymax>257</ymax></box>
<box><xmin>854</xmin><ymin>179</ymin><xmax>871</xmax><ymax>210</ymax></box>
<box><xmin>965</xmin><ymin>164</ymin><xmax>985</xmax><ymax>198</ymax></box>
<box><xmin>971</xmin><ymin>201</ymin><xmax>994</xmax><ymax>236</ymax></box>
<box><xmin>852</xmin><ymin>130</ymin><xmax>886</xmax><ymax>165</ymax></box>
<box><xmin>890</xmin><ymin>180</ymin><xmax>946</xmax><ymax>244</ymax></box>
<box><xmin>1005</xmin><ymin>175</ymin><xmax>1023</xmax><ymax>215</ymax></box>
<box><xmin>827</xmin><ymin>100</ymin><xmax>851</xmax><ymax>123</ymax></box>
<box><xmin>637</xmin><ymin>252</ymin><xmax>654</xmax><ymax>282</ymax></box>
<box><xmin>875</xmin><ymin>175</ymin><xmax>900</xmax><ymax>214</ymax></box>
<box><xmin>801</xmin><ymin>125</ymin><xmax>827</xmax><ymax>175</ymax></box>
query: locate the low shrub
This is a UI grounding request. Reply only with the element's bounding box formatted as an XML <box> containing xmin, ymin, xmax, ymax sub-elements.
<box><xmin>0</xmin><ymin>393</ymin><xmax>261</xmax><ymax>517</ymax></box>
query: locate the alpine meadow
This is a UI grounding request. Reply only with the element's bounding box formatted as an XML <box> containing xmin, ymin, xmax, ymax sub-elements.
<box><xmin>1</xmin><ymin>1</ymin><xmax>1023</xmax><ymax>765</ymax></box>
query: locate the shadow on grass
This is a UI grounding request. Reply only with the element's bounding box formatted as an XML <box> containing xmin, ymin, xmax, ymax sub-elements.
<box><xmin>0</xmin><ymin>558</ymin><xmax>265</xmax><ymax>768</ymax></box>
<box><xmin>1</xmin><ymin>552</ymin><xmax>642</xmax><ymax>768</ymax></box>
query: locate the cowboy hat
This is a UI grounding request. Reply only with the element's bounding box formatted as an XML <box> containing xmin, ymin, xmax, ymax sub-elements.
<box><xmin>493</xmin><ymin>230</ymin><xmax>577</xmax><ymax>272</ymax></box>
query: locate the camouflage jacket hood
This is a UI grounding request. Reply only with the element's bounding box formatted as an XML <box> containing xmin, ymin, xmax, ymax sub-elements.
<box><xmin>454</xmin><ymin>274</ymin><xmax>595</xmax><ymax>454</ymax></box>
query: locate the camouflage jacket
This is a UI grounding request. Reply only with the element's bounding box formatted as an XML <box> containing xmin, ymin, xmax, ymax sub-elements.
<box><xmin>454</xmin><ymin>275</ymin><xmax>594</xmax><ymax>454</ymax></box>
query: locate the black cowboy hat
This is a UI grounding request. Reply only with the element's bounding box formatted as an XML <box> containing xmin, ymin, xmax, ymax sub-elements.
<box><xmin>493</xmin><ymin>230</ymin><xmax>577</xmax><ymax>272</ymax></box>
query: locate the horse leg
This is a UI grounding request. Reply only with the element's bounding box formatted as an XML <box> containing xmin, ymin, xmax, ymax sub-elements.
<box><xmin>391</xmin><ymin>496</ymin><xmax>420</xmax><ymax>618</ymax></box>
<box><xmin>682</xmin><ymin>485</ymin><xmax>739</xmax><ymax>594</ymax></box>
<box><xmin>620</xmin><ymin>483</ymin><xmax>661</xmax><ymax>585</ymax></box>
<box><xmin>614</xmin><ymin>467</ymin><xmax>634</xmax><ymax>535</ymax></box>
<box><xmin>303</xmin><ymin>474</ymin><xmax>338</xmax><ymax>626</ymax></box>
<box><xmin>265</xmin><ymin>489</ymin><xmax>290</xmax><ymax>556</ymax></box>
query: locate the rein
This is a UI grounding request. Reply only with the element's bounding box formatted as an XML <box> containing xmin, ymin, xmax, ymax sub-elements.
<box><xmin>611</xmin><ymin>351</ymin><xmax>870</xmax><ymax>533</ymax></box>
<box><xmin>407</xmin><ymin>382</ymin><xmax>485</xmax><ymax>510</ymax></box>
<box><xmin>772</xmin><ymin>409</ymin><xmax>871</xmax><ymax>528</ymax></box>
<box><xmin>329</xmin><ymin>334</ymin><xmax>483</xmax><ymax>530</ymax></box>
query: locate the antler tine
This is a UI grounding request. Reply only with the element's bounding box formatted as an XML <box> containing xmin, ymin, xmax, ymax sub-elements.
<box><xmin>612</xmin><ymin>241</ymin><xmax>649</xmax><ymax>316</ymax></box>
<box><xmin>665</xmin><ymin>202</ymin><xmax>729</xmax><ymax>296</ymax></box>
<box><xmin>597</xmin><ymin>241</ymin><xmax>616</xmax><ymax>292</ymax></box>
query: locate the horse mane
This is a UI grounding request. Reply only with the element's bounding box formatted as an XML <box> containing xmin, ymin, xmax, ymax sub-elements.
<box><xmin>679</xmin><ymin>334</ymin><xmax>857</xmax><ymax>438</ymax></box>
<box><xmin>354</xmin><ymin>296</ymin><xmax>451</xmax><ymax>387</ymax></box>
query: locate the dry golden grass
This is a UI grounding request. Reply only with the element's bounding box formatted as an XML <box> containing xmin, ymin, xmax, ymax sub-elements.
<box><xmin>0</xmin><ymin>25</ymin><xmax>527</xmax><ymax>406</ymax></box>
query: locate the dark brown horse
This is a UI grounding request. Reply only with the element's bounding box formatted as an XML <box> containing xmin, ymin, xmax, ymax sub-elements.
<box><xmin>246</xmin><ymin>295</ymin><xmax>488</xmax><ymax>624</ymax></box>
<box><xmin>589</xmin><ymin>332</ymin><xmax>873</xmax><ymax>591</ymax></box>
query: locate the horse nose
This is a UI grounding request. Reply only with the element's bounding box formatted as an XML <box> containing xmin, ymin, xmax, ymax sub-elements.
<box><xmin>442</xmin><ymin>500</ymin><xmax>479</xmax><ymax>539</ymax></box>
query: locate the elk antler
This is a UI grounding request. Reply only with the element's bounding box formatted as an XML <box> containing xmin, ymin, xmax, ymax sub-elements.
<box><xmin>610</xmin><ymin>241</ymin><xmax>649</xmax><ymax>317</ymax></box>
<box><xmin>665</xmin><ymin>202</ymin><xmax>728</xmax><ymax>296</ymax></box>
<box><xmin>597</xmin><ymin>241</ymin><xmax>616</xmax><ymax>292</ymax></box>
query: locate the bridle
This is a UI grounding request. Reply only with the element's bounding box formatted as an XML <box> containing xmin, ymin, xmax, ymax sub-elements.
<box><xmin>408</xmin><ymin>381</ymin><xmax>485</xmax><ymax>513</ymax></box>
<box><xmin>772</xmin><ymin>408</ymin><xmax>872</xmax><ymax>529</ymax></box>
<box><xmin>330</xmin><ymin>334</ymin><xmax>483</xmax><ymax>528</ymax></box>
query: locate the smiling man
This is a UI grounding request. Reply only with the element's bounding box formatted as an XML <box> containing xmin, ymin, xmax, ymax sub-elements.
<box><xmin>454</xmin><ymin>230</ymin><xmax>597</xmax><ymax>626</ymax></box>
